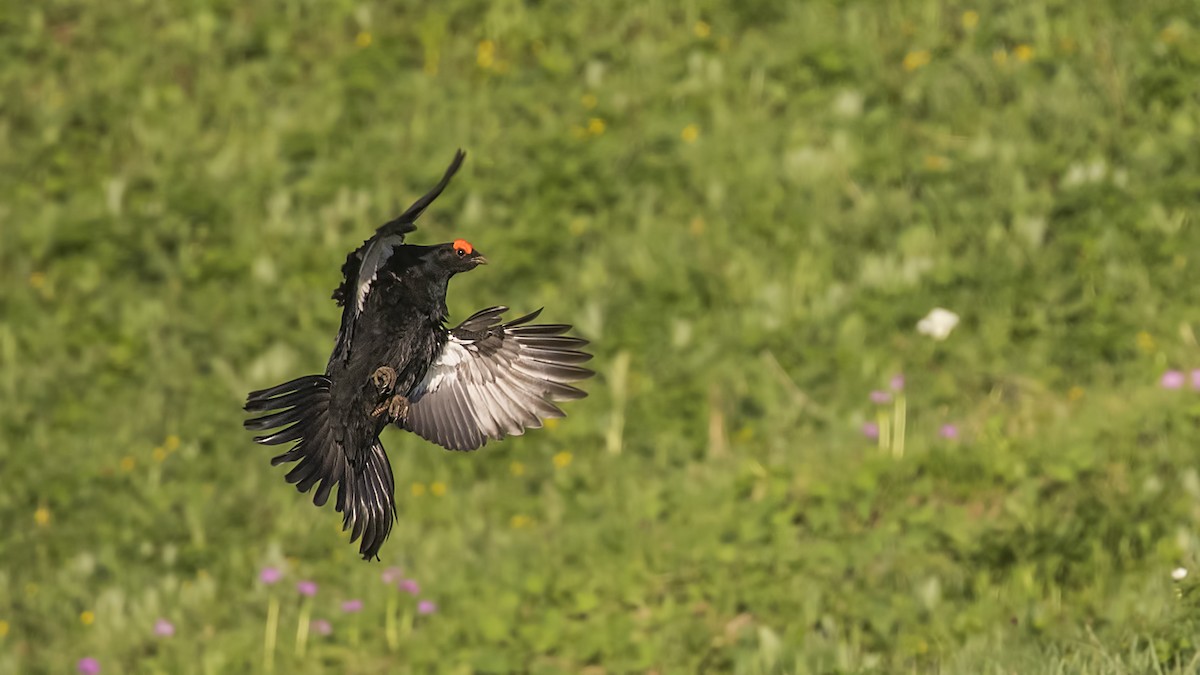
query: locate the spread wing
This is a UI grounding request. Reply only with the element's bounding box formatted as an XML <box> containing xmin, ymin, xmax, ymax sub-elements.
<box><xmin>330</xmin><ymin>149</ymin><xmax>467</xmax><ymax>360</ymax></box>
<box><xmin>402</xmin><ymin>307</ymin><xmax>594</xmax><ymax>451</ymax></box>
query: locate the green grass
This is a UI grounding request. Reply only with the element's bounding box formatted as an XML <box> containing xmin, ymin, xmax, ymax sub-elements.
<box><xmin>4</xmin><ymin>0</ymin><xmax>1200</xmax><ymax>672</ymax></box>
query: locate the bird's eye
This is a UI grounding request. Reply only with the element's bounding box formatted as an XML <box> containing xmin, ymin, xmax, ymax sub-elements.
<box><xmin>456</xmin><ymin>248</ymin><xmax>466</xmax><ymax>257</ymax></box>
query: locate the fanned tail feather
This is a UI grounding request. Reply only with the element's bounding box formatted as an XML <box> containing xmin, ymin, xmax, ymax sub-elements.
<box><xmin>244</xmin><ymin>375</ymin><xmax>396</xmax><ymax>560</ymax></box>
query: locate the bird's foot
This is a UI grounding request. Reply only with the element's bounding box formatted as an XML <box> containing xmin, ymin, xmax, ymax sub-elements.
<box><xmin>371</xmin><ymin>394</ymin><xmax>409</xmax><ymax>422</ymax></box>
<box><xmin>371</xmin><ymin>366</ymin><xmax>398</xmax><ymax>394</ymax></box>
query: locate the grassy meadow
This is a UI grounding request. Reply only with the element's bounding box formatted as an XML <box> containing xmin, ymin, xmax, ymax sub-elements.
<box><xmin>4</xmin><ymin>0</ymin><xmax>1200</xmax><ymax>672</ymax></box>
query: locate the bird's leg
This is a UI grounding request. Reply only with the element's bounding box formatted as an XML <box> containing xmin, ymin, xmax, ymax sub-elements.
<box><xmin>371</xmin><ymin>394</ymin><xmax>409</xmax><ymax>422</ymax></box>
<box><xmin>369</xmin><ymin>366</ymin><xmax>406</xmax><ymax>422</ymax></box>
<box><xmin>371</xmin><ymin>366</ymin><xmax>398</xmax><ymax>395</ymax></box>
<box><xmin>387</xmin><ymin>394</ymin><xmax>409</xmax><ymax>421</ymax></box>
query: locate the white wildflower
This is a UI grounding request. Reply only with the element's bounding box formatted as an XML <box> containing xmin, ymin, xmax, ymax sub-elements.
<box><xmin>1173</xmin><ymin>567</ymin><xmax>1188</xmax><ymax>581</ymax></box>
<box><xmin>917</xmin><ymin>308</ymin><xmax>960</xmax><ymax>341</ymax></box>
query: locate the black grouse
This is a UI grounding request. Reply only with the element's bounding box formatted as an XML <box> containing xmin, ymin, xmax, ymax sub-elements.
<box><xmin>244</xmin><ymin>150</ymin><xmax>594</xmax><ymax>559</ymax></box>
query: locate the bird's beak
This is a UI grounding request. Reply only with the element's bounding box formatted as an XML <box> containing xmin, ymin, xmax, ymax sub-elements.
<box><xmin>474</xmin><ymin>253</ymin><xmax>488</xmax><ymax>265</ymax></box>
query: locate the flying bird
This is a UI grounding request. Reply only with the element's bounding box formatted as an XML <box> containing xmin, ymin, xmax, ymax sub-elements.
<box><xmin>244</xmin><ymin>150</ymin><xmax>593</xmax><ymax>559</ymax></box>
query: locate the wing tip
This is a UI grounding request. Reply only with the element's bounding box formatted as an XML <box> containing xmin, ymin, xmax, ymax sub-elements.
<box><xmin>551</xmin><ymin>384</ymin><xmax>590</xmax><ymax>401</ymax></box>
<box><xmin>505</xmin><ymin>307</ymin><xmax>544</xmax><ymax>327</ymax></box>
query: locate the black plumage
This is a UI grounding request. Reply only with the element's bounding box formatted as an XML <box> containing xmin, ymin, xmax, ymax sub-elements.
<box><xmin>244</xmin><ymin>150</ymin><xmax>593</xmax><ymax>559</ymax></box>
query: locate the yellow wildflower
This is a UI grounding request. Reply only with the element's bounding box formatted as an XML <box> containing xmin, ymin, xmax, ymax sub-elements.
<box><xmin>164</xmin><ymin>434</ymin><xmax>180</xmax><ymax>451</ymax></box>
<box><xmin>1067</xmin><ymin>386</ymin><xmax>1085</xmax><ymax>402</ymax></box>
<box><xmin>1014</xmin><ymin>44</ymin><xmax>1034</xmax><ymax>62</ymax></box>
<box><xmin>0</xmin><ymin>620</ymin><xmax>8</xmax><ymax>637</ymax></box>
<box><xmin>694</xmin><ymin>21</ymin><xmax>711</xmax><ymax>39</ymax></box>
<box><xmin>689</xmin><ymin>217</ymin><xmax>706</xmax><ymax>236</ymax></box>
<box><xmin>1161</xmin><ymin>26</ymin><xmax>1181</xmax><ymax>45</ymax></box>
<box><xmin>510</xmin><ymin>461</ymin><xmax>525</xmax><ymax>476</ymax></box>
<box><xmin>581</xmin><ymin>93</ymin><xmax>598</xmax><ymax>110</ymax></box>
<box><xmin>29</xmin><ymin>272</ymin><xmax>46</xmax><ymax>289</ymax></box>
<box><xmin>587</xmin><ymin>118</ymin><xmax>606</xmax><ymax>135</ymax></box>
<box><xmin>34</xmin><ymin>507</ymin><xmax>50</xmax><ymax>527</ymax></box>
<box><xmin>80</xmin><ymin>611</ymin><xmax>95</xmax><ymax>626</ymax></box>
<box><xmin>961</xmin><ymin>11</ymin><xmax>979</xmax><ymax>30</ymax></box>
<box><xmin>1136</xmin><ymin>331</ymin><xmax>1155</xmax><ymax>353</ymax></box>
<box><xmin>356</xmin><ymin>31</ymin><xmax>372</xmax><ymax>48</ymax></box>
<box><xmin>510</xmin><ymin>514</ymin><xmax>531</xmax><ymax>529</ymax></box>
<box><xmin>153</xmin><ymin>447</ymin><xmax>167</xmax><ymax>462</ymax></box>
<box><xmin>120</xmin><ymin>456</ymin><xmax>136</xmax><ymax>472</ymax></box>
<box><xmin>681</xmin><ymin>124</ymin><xmax>700</xmax><ymax>143</ymax></box>
<box><xmin>903</xmin><ymin>50</ymin><xmax>931</xmax><ymax>72</ymax></box>
<box><xmin>552</xmin><ymin>451</ymin><xmax>573</xmax><ymax>469</ymax></box>
<box><xmin>430</xmin><ymin>481</ymin><xmax>447</xmax><ymax>497</ymax></box>
<box><xmin>411</xmin><ymin>482</ymin><xmax>427</xmax><ymax>497</ymax></box>
<box><xmin>923</xmin><ymin>155</ymin><xmax>948</xmax><ymax>171</ymax></box>
<box><xmin>477</xmin><ymin>39</ymin><xmax>496</xmax><ymax>69</ymax></box>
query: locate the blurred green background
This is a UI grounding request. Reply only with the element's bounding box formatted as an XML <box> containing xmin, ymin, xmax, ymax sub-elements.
<box><xmin>4</xmin><ymin>0</ymin><xmax>1200</xmax><ymax>672</ymax></box>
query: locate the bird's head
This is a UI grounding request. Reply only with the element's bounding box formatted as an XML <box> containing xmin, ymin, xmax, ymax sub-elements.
<box><xmin>433</xmin><ymin>238</ymin><xmax>487</xmax><ymax>274</ymax></box>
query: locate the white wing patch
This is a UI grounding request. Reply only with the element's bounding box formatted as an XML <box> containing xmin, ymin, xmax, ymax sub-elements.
<box><xmin>355</xmin><ymin>233</ymin><xmax>405</xmax><ymax>313</ymax></box>
<box><xmin>416</xmin><ymin>336</ymin><xmax>471</xmax><ymax>395</ymax></box>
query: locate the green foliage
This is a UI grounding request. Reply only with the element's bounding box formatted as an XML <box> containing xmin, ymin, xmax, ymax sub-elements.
<box><xmin>3</xmin><ymin>0</ymin><xmax>1200</xmax><ymax>672</ymax></box>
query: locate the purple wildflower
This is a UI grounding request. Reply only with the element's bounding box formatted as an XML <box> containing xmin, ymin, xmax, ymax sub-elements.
<box><xmin>77</xmin><ymin>658</ymin><xmax>101</xmax><ymax>675</ymax></box>
<box><xmin>399</xmin><ymin>579</ymin><xmax>420</xmax><ymax>595</ymax></box>
<box><xmin>862</xmin><ymin>422</ymin><xmax>879</xmax><ymax>440</ymax></box>
<box><xmin>381</xmin><ymin>567</ymin><xmax>403</xmax><ymax>584</ymax></box>
<box><xmin>153</xmin><ymin>618</ymin><xmax>175</xmax><ymax>637</ymax></box>
<box><xmin>311</xmin><ymin>619</ymin><xmax>332</xmax><ymax>636</ymax></box>
<box><xmin>1192</xmin><ymin>369</ymin><xmax>1200</xmax><ymax>391</ymax></box>
<box><xmin>341</xmin><ymin>599</ymin><xmax>364</xmax><ymax>613</ymax></box>
<box><xmin>889</xmin><ymin>374</ymin><xmax>905</xmax><ymax>391</ymax></box>
<box><xmin>259</xmin><ymin>567</ymin><xmax>282</xmax><ymax>585</ymax></box>
<box><xmin>297</xmin><ymin>580</ymin><xmax>318</xmax><ymax>597</ymax></box>
<box><xmin>939</xmin><ymin>424</ymin><xmax>959</xmax><ymax>440</ymax></box>
<box><xmin>869</xmin><ymin>390</ymin><xmax>891</xmax><ymax>404</ymax></box>
<box><xmin>1162</xmin><ymin>370</ymin><xmax>1185</xmax><ymax>389</ymax></box>
<box><xmin>417</xmin><ymin>600</ymin><xmax>437</xmax><ymax>615</ymax></box>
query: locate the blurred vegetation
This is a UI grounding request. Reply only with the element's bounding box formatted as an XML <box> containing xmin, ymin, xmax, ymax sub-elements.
<box><xmin>3</xmin><ymin>0</ymin><xmax>1200</xmax><ymax>672</ymax></box>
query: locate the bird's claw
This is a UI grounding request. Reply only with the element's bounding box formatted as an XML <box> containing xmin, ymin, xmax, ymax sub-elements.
<box><xmin>371</xmin><ymin>366</ymin><xmax>398</xmax><ymax>394</ymax></box>
<box><xmin>371</xmin><ymin>394</ymin><xmax>409</xmax><ymax>422</ymax></box>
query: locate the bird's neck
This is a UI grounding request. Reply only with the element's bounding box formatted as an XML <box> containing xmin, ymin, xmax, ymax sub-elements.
<box><xmin>388</xmin><ymin>268</ymin><xmax>452</xmax><ymax>325</ymax></box>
